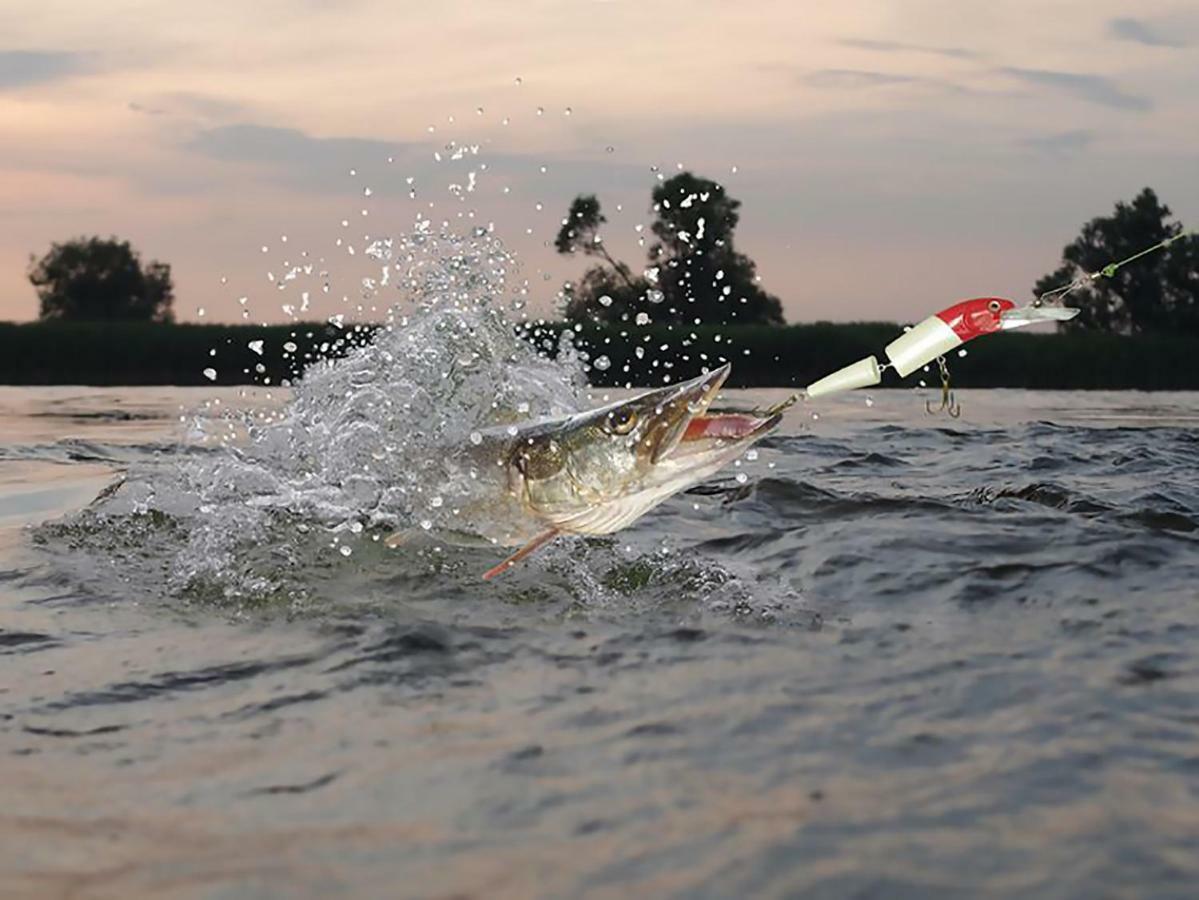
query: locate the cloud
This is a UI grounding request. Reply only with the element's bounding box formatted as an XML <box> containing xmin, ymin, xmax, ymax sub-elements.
<box><xmin>128</xmin><ymin>93</ymin><xmax>245</xmax><ymax>120</ymax></box>
<box><xmin>186</xmin><ymin>123</ymin><xmax>406</xmax><ymax>188</ymax></box>
<box><xmin>804</xmin><ymin>69</ymin><xmax>919</xmax><ymax>89</ymax></box>
<box><xmin>800</xmin><ymin>68</ymin><xmax>977</xmax><ymax>97</ymax></box>
<box><xmin>1022</xmin><ymin>129</ymin><xmax>1095</xmax><ymax>154</ymax></box>
<box><xmin>839</xmin><ymin>38</ymin><xmax>977</xmax><ymax>60</ymax></box>
<box><xmin>128</xmin><ymin>101</ymin><xmax>167</xmax><ymax>116</ymax></box>
<box><xmin>1000</xmin><ymin>67</ymin><xmax>1150</xmax><ymax>111</ymax></box>
<box><xmin>183</xmin><ymin>122</ymin><xmax>646</xmax><ymax>201</ymax></box>
<box><xmin>0</xmin><ymin>50</ymin><xmax>85</xmax><ymax>89</ymax></box>
<box><xmin>1107</xmin><ymin>17</ymin><xmax>1186</xmax><ymax>48</ymax></box>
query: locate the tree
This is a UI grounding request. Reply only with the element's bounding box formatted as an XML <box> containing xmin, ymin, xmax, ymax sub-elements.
<box><xmin>1033</xmin><ymin>188</ymin><xmax>1198</xmax><ymax>335</ymax></box>
<box><xmin>555</xmin><ymin>195</ymin><xmax>636</xmax><ymax>289</ymax></box>
<box><xmin>649</xmin><ymin>173</ymin><xmax>784</xmax><ymax>326</ymax></box>
<box><xmin>29</xmin><ymin>236</ymin><xmax>175</xmax><ymax>323</ymax></box>
<box><xmin>562</xmin><ymin>265</ymin><xmax>650</xmax><ymax>323</ymax></box>
<box><xmin>556</xmin><ymin>175</ymin><xmax>785</xmax><ymax>326</ymax></box>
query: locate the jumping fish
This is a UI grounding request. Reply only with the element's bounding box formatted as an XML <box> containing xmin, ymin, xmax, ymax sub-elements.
<box><xmin>390</xmin><ymin>363</ymin><xmax>779</xmax><ymax>579</ymax></box>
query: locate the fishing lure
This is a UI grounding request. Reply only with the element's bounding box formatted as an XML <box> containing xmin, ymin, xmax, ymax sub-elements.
<box><xmin>804</xmin><ymin>297</ymin><xmax>1078</xmax><ymax>399</ymax></box>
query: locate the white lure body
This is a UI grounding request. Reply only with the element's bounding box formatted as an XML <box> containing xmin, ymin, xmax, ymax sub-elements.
<box><xmin>884</xmin><ymin>316</ymin><xmax>963</xmax><ymax>378</ymax></box>
<box><xmin>805</xmin><ymin>355</ymin><xmax>881</xmax><ymax>398</ymax></box>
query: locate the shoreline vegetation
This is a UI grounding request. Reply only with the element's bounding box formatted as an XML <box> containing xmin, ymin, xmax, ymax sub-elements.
<box><xmin>2</xmin><ymin>319</ymin><xmax>1197</xmax><ymax>390</ymax></box>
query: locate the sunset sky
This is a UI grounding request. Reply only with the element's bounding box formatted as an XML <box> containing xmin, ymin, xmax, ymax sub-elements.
<box><xmin>2</xmin><ymin>0</ymin><xmax>1196</xmax><ymax>324</ymax></box>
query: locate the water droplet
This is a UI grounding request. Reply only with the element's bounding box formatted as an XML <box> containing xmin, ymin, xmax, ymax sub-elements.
<box><xmin>593</xmin><ymin>355</ymin><xmax>612</xmax><ymax>371</ymax></box>
<box><xmin>430</xmin><ymin>496</ymin><xmax>444</xmax><ymax>508</ymax></box>
<box><xmin>283</xmin><ymin>341</ymin><xmax>298</xmax><ymax>353</ymax></box>
<box><xmin>514</xmin><ymin>76</ymin><xmax>523</xmax><ymax>86</ymax></box>
<box><xmin>564</xmin><ymin>107</ymin><xmax>572</xmax><ymax>115</ymax></box>
<box><xmin>736</xmin><ymin>472</ymin><xmax>748</xmax><ymax>484</ymax></box>
<box><xmin>958</xmin><ymin>348</ymin><xmax>968</xmax><ymax>358</ymax></box>
<box><xmin>469</xmin><ymin>431</ymin><xmax>483</xmax><ymax>445</ymax></box>
<box><xmin>746</xmin><ymin>449</ymin><xmax>759</xmax><ymax>461</ymax></box>
<box><xmin>865</xmin><ymin>396</ymin><xmax>874</xmax><ymax>407</ymax></box>
<box><xmin>635</xmin><ymin>312</ymin><xmax>650</xmax><ymax>325</ymax></box>
<box><xmin>196</xmin><ymin>307</ymin><xmax>206</xmax><ymax>317</ymax></box>
<box><xmin>598</xmin><ymin>294</ymin><xmax>613</xmax><ymax>307</ymax></box>
<box><xmin>339</xmin><ymin>545</ymin><xmax>353</xmax><ymax>557</ymax></box>
<box><xmin>536</xmin><ymin>106</ymin><xmax>544</xmax><ymax>116</ymax></box>
<box><xmin>202</xmin><ymin>368</ymin><xmax>217</xmax><ymax>381</ymax></box>
<box><xmin>420</xmin><ymin>519</ymin><xmax>433</xmax><ymax>530</ymax></box>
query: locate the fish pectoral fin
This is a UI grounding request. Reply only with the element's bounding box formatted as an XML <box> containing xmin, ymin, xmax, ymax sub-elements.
<box><xmin>482</xmin><ymin>529</ymin><xmax>561</xmax><ymax>581</ymax></box>
<box><xmin>384</xmin><ymin>530</ymin><xmax>412</xmax><ymax>548</ymax></box>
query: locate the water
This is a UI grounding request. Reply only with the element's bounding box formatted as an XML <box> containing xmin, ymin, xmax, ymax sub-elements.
<box><xmin>4</xmin><ymin>379</ymin><xmax>1199</xmax><ymax>898</ymax></box>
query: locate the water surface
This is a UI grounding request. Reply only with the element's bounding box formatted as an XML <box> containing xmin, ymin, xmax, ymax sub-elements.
<box><xmin>3</xmin><ymin>386</ymin><xmax>1198</xmax><ymax>899</ymax></box>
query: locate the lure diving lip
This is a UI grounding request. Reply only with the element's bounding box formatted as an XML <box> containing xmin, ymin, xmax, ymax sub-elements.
<box><xmin>804</xmin><ymin>297</ymin><xmax>1080</xmax><ymax>397</ymax></box>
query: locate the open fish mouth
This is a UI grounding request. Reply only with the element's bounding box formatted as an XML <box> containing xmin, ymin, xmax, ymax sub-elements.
<box><xmin>654</xmin><ymin>364</ymin><xmax>781</xmax><ymax>463</ymax></box>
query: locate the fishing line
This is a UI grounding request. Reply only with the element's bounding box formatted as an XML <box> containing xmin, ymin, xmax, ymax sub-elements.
<box><xmin>1035</xmin><ymin>228</ymin><xmax>1197</xmax><ymax>306</ymax></box>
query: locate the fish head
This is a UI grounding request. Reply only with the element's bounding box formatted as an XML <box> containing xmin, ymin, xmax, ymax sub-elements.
<box><xmin>509</xmin><ymin>363</ymin><xmax>780</xmax><ymax>534</ymax></box>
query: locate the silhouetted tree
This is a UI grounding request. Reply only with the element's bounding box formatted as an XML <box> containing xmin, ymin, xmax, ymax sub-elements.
<box><xmin>649</xmin><ymin>173</ymin><xmax>784</xmax><ymax>326</ymax></box>
<box><xmin>29</xmin><ymin>236</ymin><xmax>175</xmax><ymax>323</ymax></box>
<box><xmin>1034</xmin><ymin>188</ymin><xmax>1198</xmax><ymax>335</ymax></box>
<box><xmin>556</xmin><ymin>175</ymin><xmax>785</xmax><ymax>326</ymax></box>
<box><xmin>555</xmin><ymin>195</ymin><xmax>636</xmax><ymax>287</ymax></box>
<box><xmin>562</xmin><ymin>265</ymin><xmax>650</xmax><ymax>322</ymax></box>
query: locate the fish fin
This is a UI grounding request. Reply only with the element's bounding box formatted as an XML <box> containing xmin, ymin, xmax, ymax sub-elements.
<box><xmin>384</xmin><ymin>530</ymin><xmax>411</xmax><ymax>548</ymax></box>
<box><xmin>482</xmin><ymin>529</ymin><xmax>560</xmax><ymax>581</ymax></box>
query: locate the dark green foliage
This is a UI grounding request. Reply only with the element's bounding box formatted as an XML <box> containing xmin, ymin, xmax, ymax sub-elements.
<box><xmin>0</xmin><ymin>321</ymin><xmax>368</xmax><ymax>385</ymax></box>
<box><xmin>562</xmin><ymin>265</ymin><xmax>650</xmax><ymax>322</ymax></box>
<box><xmin>29</xmin><ymin>236</ymin><xmax>175</xmax><ymax>323</ymax></box>
<box><xmin>524</xmin><ymin>320</ymin><xmax>1199</xmax><ymax>390</ymax></box>
<box><xmin>1033</xmin><ymin>188</ymin><xmax>1198</xmax><ymax>335</ymax></box>
<box><xmin>2</xmin><ymin>320</ymin><xmax>1198</xmax><ymax>389</ymax></box>
<box><xmin>557</xmin><ymin>173</ymin><xmax>785</xmax><ymax>327</ymax></box>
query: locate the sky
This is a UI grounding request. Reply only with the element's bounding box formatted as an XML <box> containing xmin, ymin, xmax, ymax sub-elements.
<box><xmin>1</xmin><ymin>0</ymin><xmax>1197</xmax><ymax>325</ymax></box>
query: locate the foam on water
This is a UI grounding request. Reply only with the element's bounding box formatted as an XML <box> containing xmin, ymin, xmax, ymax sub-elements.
<box><xmin>34</xmin><ymin>226</ymin><xmax>760</xmax><ymax>612</ymax></box>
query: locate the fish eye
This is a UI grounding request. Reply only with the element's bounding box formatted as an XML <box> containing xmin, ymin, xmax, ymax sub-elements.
<box><xmin>606</xmin><ymin>409</ymin><xmax>638</xmax><ymax>435</ymax></box>
<box><xmin>987</xmin><ymin>300</ymin><xmax>1002</xmax><ymax>313</ymax></box>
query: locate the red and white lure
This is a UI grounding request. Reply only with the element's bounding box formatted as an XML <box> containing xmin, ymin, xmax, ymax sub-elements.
<box><xmin>804</xmin><ymin>297</ymin><xmax>1080</xmax><ymax>401</ymax></box>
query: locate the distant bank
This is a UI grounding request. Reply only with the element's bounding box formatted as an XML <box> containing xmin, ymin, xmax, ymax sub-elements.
<box><xmin>2</xmin><ymin>320</ymin><xmax>1197</xmax><ymax>390</ymax></box>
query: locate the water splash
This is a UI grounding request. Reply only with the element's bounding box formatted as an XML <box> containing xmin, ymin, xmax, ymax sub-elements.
<box><xmin>37</xmin><ymin>228</ymin><xmax>609</xmax><ymax>607</ymax></box>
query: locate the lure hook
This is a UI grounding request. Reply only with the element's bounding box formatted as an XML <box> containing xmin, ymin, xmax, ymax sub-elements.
<box><xmin>925</xmin><ymin>356</ymin><xmax>961</xmax><ymax>418</ymax></box>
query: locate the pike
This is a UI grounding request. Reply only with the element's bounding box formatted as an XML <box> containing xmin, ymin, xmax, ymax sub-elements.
<box><xmin>388</xmin><ymin>363</ymin><xmax>779</xmax><ymax>580</ymax></box>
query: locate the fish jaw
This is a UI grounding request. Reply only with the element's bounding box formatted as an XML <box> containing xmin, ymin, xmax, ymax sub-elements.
<box><xmin>503</xmin><ymin>363</ymin><xmax>779</xmax><ymax>538</ymax></box>
<box><xmin>549</xmin><ymin>407</ymin><xmax>782</xmax><ymax>536</ymax></box>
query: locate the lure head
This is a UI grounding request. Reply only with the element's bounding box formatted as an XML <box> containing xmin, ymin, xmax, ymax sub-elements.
<box><xmin>936</xmin><ymin>296</ymin><xmax>1079</xmax><ymax>339</ymax></box>
<box><xmin>508</xmin><ymin>363</ymin><xmax>779</xmax><ymax>534</ymax></box>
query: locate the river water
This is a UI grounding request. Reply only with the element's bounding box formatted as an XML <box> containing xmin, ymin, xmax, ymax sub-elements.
<box><xmin>2</xmin><ymin>385</ymin><xmax>1198</xmax><ymax>899</ymax></box>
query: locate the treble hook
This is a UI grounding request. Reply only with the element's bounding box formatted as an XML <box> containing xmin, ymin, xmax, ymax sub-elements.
<box><xmin>925</xmin><ymin>356</ymin><xmax>961</xmax><ymax>418</ymax></box>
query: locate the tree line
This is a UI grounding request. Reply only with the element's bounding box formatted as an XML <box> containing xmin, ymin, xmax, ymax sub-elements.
<box><xmin>22</xmin><ymin>184</ymin><xmax>1197</xmax><ymax>337</ymax></box>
